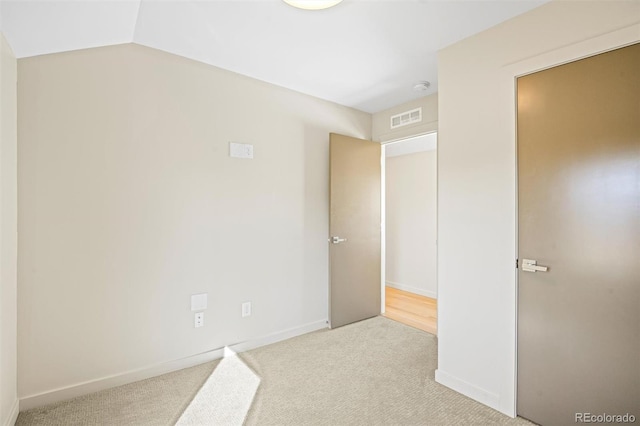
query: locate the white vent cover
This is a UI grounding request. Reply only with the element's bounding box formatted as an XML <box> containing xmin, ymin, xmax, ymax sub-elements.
<box><xmin>390</xmin><ymin>107</ymin><xmax>422</xmax><ymax>129</ymax></box>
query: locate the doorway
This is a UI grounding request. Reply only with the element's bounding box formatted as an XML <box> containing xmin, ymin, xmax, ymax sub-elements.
<box><xmin>381</xmin><ymin>133</ymin><xmax>438</xmax><ymax>335</ymax></box>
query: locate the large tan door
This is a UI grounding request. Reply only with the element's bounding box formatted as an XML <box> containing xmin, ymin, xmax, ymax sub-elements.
<box><xmin>329</xmin><ymin>133</ymin><xmax>381</xmax><ymax>328</ymax></box>
<box><xmin>517</xmin><ymin>44</ymin><xmax>640</xmax><ymax>425</ymax></box>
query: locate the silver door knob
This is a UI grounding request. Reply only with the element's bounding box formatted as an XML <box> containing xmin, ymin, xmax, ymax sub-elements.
<box><xmin>522</xmin><ymin>259</ymin><xmax>548</xmax><ymax>272</ymax></box>
<box><xmin>331</xmin><ymin>236</ymin><xmax>347</xmax><ymax>244</ymax></box>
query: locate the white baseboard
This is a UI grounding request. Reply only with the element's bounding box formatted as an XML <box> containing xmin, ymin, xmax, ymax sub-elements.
<box><xmin>3</xmin><ymin>398</ymin><xmax>19</xmax><ymax>426</ymax></box>
<box><xmin>19</xmin><ymin>349</ymin><xmax>227</xmax><ymax>411</ymax></box>
<box><xmin>435</xmin><ymin>369</ymin><xmax>502</xmax><ymax>413</ymax></box>
<box><xmin>230</xmin><ymin>319</ymin><xmax>328</xmax><ymax>353</ymax></box>
<box><xmin>19</xmin><ymin>319</ymin><xmax>328</xmax><ymax>411</ymax></box>
<box><xmin>386</xmin><ymin>281</ymin><xmax>437</xmax><ymax>299</ymax></box>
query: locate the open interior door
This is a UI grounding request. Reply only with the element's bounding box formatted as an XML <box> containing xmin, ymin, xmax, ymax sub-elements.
<box><xmin>329</xmin><ymin>133</ymin><xmax>381</xmax><ymax>329</ymax></box>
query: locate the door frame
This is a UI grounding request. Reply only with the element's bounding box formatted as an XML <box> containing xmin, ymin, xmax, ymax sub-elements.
<box><xmin>508</xmin><ymin>25</ymin><xmax>639</xmax><ymax>415</ymax></box>
<box><xmin>380</xmin><ymin>131</ymin><xmax>438</xmax><ymax>314</ymax></box>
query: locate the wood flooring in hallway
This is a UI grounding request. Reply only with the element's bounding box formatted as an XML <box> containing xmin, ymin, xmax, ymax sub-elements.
<box><xmin>383</xmin><ymin>286</ymin><xmax>437</xmax><ymax>335</ymax></box>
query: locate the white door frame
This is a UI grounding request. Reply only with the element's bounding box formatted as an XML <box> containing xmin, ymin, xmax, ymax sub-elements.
<box><xmin>505</xmin><ymin>25</ymin><xmax>639</xmax><ymax>416</ymax></box>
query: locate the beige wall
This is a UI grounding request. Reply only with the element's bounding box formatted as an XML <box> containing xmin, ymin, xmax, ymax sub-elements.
<box><xmin>0</xmin><ymin>32</ymin><xmax>18</xmax><ymax>426</ymax></box>
<box><xmin>17</xmin><ymin>43</ymin><xmax>371</xmax><ymax>400</ymax></box>
<box><xmin>436</xmin><ymin>0</ymin><xmax>640</xmax><ymax>416</ymax></box>
<box><xmin>385</xmin><ymin>151</ymin><xmax>437</xmax><ymax>298</ymax></box>
<box><xmin>372</xmin><ymin>93</ymin><xmax>437</xmax><ymax>143</ymax></box>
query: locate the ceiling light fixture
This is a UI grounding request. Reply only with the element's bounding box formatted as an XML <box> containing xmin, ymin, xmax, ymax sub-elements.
<box><xmin>283</xmin><ymin>0</ymin><xmax>343</xmax><ymax>11</ymax></box>
<box><xmin>413</xmin><ymin>81</ymin><xmax>431</xmax><ymax>92</ymax></box>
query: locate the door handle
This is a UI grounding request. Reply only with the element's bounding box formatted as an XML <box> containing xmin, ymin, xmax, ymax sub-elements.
<box><xmin>522</xmin><ymin>259</ymin><xmax>549</xmax><ymax>273</ymax></box>
<box><xmin>330</xmin><ymin>236</ymin><xmax>347</xmax><ymax>244</ymax></box>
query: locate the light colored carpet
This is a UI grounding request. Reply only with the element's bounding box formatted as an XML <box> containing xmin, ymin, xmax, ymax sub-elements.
<box><xmin>17</xmin><ymin>316</ymin><xmax>533</xmax><ymax>425</ymax></box>
<box><xmin>241</xmin><ymin>317</ymin><xmax>532</xmax><ymax>426</ymax></box>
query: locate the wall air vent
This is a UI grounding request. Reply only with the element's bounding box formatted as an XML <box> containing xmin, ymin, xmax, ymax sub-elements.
<box><xmin>390</xmin><ymin>107</ymin><xmax>422</xmax><ymax>129</ymax></box>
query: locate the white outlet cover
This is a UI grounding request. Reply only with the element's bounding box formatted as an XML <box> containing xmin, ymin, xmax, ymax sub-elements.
<box><xmin>191</xmin><ymin>293</ymin><xmax>208</xmax><ymax>311</ymax></box>
<box><xmin>195</xmin><ymin>312</ymin><xmax>204</xmax><ymax>328</ymax></box>
<box><xmin>229</xmin><ymin>142</ymin><xmax>254</xmax><ymax>159</ymax></box>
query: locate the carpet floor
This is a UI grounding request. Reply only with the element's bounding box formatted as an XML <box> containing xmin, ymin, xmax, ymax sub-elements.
<box><xmin>16</xmin><ymin>316</ymin><xmax>534</xmax><ymax>425</ymax></box>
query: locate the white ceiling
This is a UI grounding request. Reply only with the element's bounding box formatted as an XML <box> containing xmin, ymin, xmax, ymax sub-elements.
<box><xmin>0</xmin><ymin>0</ymin><xmax>547</xmax><ymax>113</ymax></box>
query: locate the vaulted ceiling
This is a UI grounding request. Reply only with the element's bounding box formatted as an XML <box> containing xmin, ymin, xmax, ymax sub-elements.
<box><xmin>0</xmin><ymin>0</ymin><xmax>547</xmax><ymax>113</ymax></box>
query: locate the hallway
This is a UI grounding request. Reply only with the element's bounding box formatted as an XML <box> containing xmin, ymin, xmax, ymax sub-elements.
<box><xmin>383</xmin><ymin>287</ymin><xmax>437</xmax><ymax>335</ymax></box>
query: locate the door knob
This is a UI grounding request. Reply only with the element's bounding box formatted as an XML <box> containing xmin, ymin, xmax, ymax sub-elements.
<box><xmin>331</xmin><ymin>236</ymin><xmax>347</xmax><ymax>244</ymax></box>
<box><xmin>522</xmin><ymin>259</ymin><xmax>548</xmax><ymax>272</ymax></box>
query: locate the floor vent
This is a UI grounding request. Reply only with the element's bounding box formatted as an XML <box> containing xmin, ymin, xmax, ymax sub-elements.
<box><xmin>390</xmin><ymin>107</ymin><xmax>422</xmax><ymax>129</ymax></box>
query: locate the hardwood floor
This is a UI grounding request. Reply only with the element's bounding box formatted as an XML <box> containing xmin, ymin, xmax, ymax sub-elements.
<box><xmin>383</xmin><ymin>286</ymin><xmax>437</xmax><ymax>335</ymax></box>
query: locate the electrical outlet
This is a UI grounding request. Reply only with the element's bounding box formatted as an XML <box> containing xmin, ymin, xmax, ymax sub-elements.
<box><xmin>242</xmin><ymin>302</ymin><xmax>251</xmax><ymax>318</ymax></box>
<box><xmin>195</xmin><ymin>312</ymin><xmax>204</xmax><ymax>328</ymax></box>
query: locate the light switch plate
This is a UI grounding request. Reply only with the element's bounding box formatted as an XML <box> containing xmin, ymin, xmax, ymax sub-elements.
<box><xmin>230</xmin><ymin>142</ymin><xmax>254</xmax><ymax>159</ymax></box>
<box><xmin>242</xmin><ymin>302</ymin><xmax>252</xmax><ymax>318</ymax></box>
<box><xmin>191</xmin><ymin>293</ymin><xmax>208</xmax><ymax>311</ymax></box>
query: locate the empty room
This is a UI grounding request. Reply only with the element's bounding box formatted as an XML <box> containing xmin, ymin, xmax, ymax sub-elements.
<box><xmin>1</xmin><ymin>1</ymin><xmax>638</xmax><ymax>425</ymax></box>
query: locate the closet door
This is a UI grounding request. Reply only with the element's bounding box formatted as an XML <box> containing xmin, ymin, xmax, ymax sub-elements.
<box><xmin>517</xmin><ymin>44</ymin><xmax>640</xmax><ymax>425</ymax></box>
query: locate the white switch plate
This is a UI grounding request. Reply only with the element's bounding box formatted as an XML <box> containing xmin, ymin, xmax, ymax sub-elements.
<box><xmin>230</xmin><ymin>142</ymin><xmax>254</xmax><ymax>159</ymax></box>
<box><xmin>195</xmin><ymin>312</ymin><xmax>204</xmax><ymax>328</ymax></box>
<box><xmin>191</xmin><ymin>293</ymin><xmax>208</xmax><ymax>311</ymax></box>
<box><xmin>242</xmin><ymin>302</ymin><xmax>251</xmax><ymax>318</ymax></box>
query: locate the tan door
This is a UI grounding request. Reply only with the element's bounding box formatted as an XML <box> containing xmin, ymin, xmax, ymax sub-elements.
<box><xmin>517</xmin><ymin>44</ymin><xmax>640</xmax><ymax>425</ymax></box>
<box><xmin>329</xmin><ymin>133</ymin><xmax>381</xmax><ymax>328</ymax></box>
